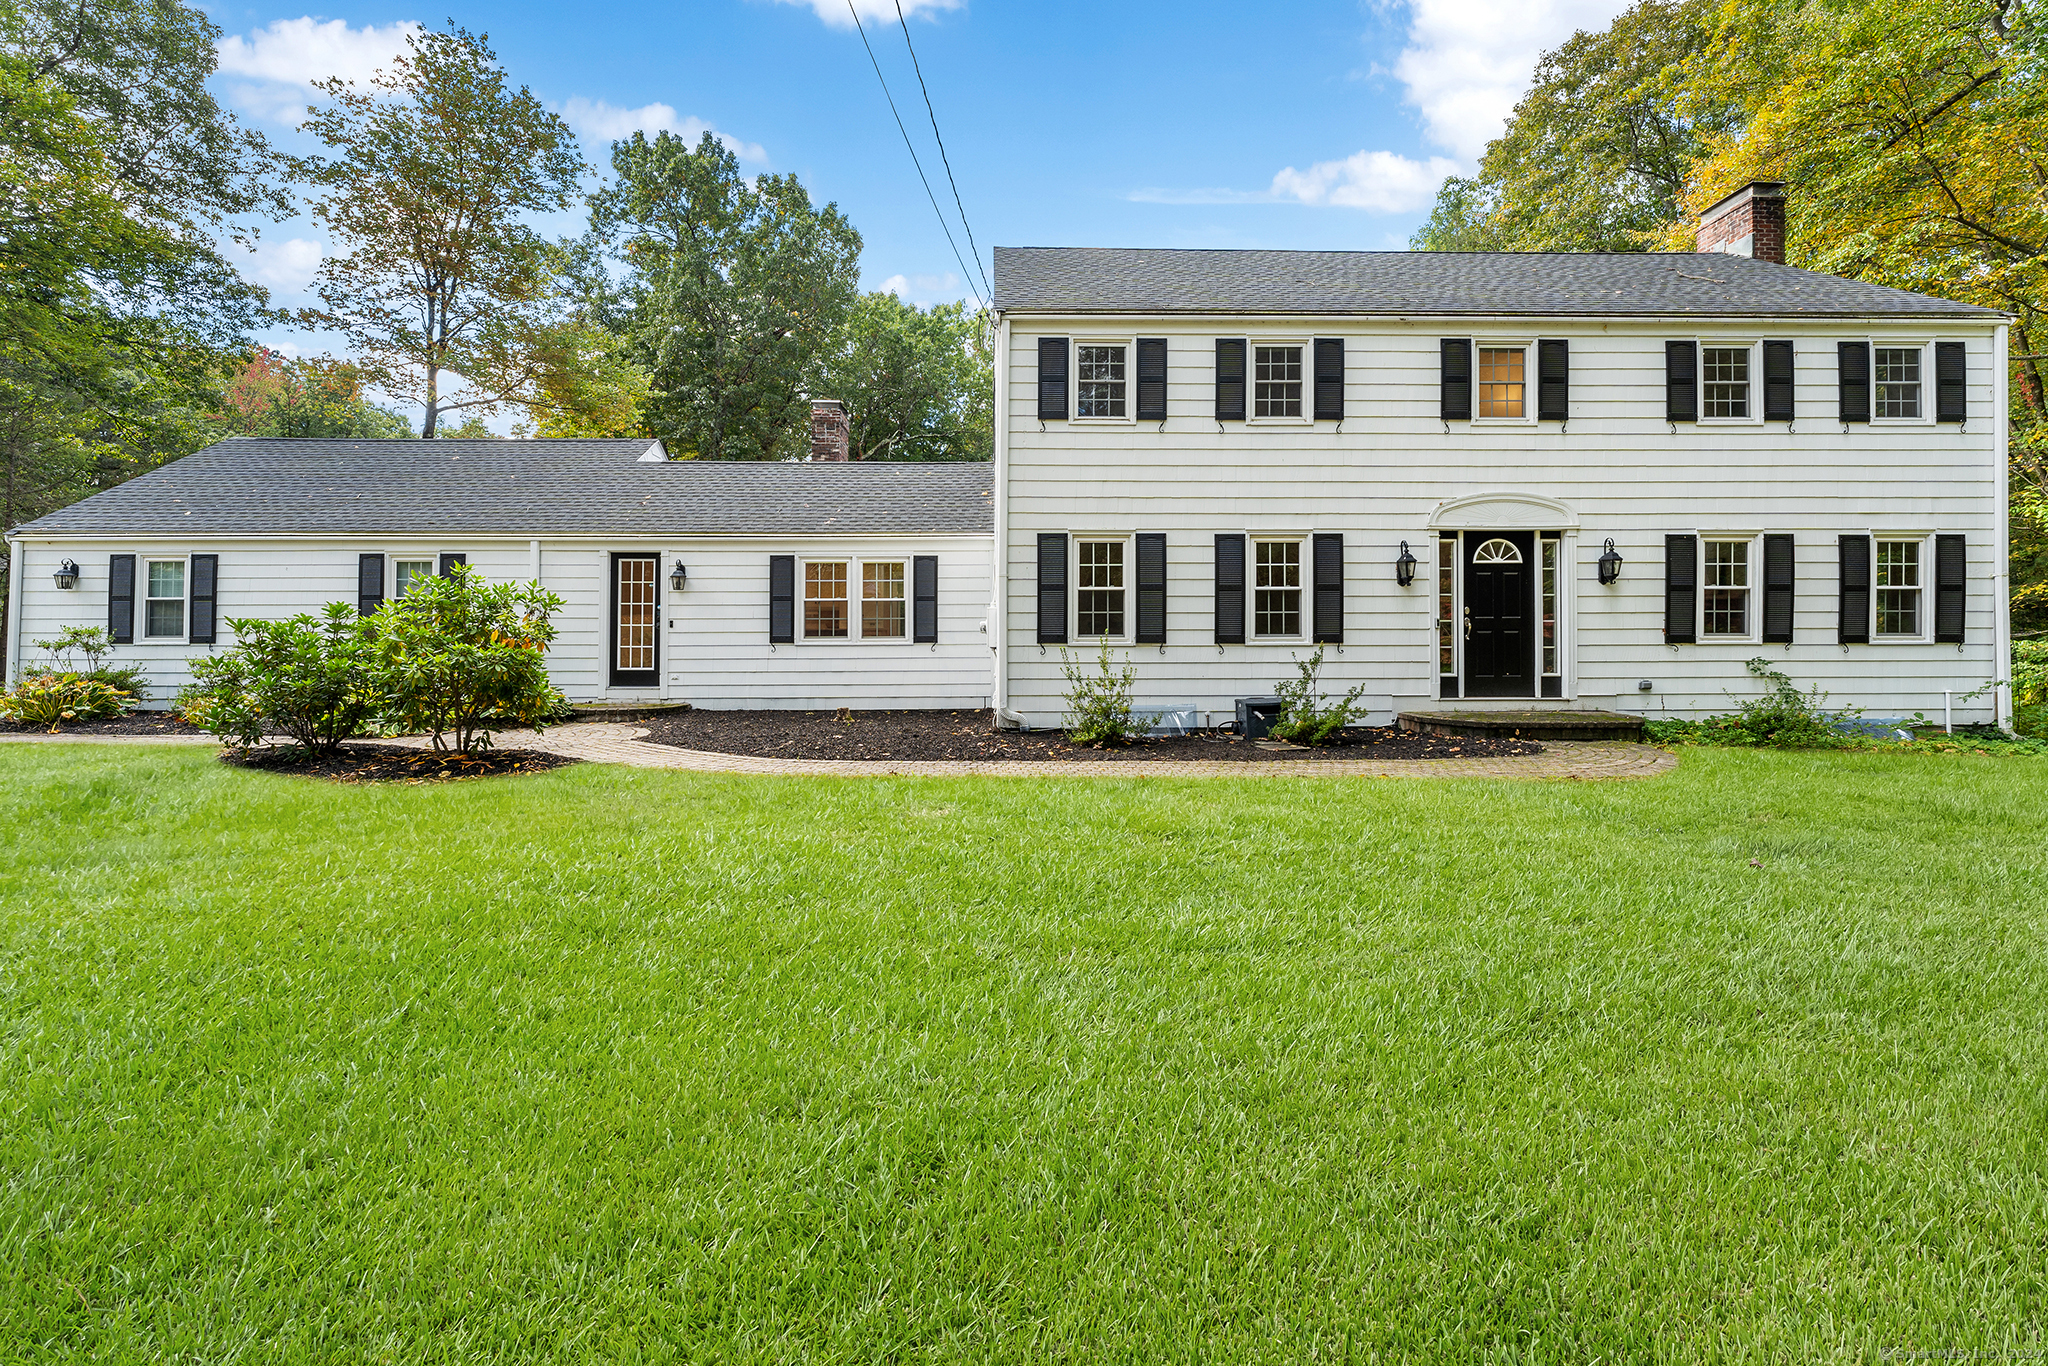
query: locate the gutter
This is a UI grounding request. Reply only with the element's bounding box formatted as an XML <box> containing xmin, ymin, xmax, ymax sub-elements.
<box><xmin>992</xmin><ymin>311</ymin><xmax>1010</xmax><ymax>717</ymax></box>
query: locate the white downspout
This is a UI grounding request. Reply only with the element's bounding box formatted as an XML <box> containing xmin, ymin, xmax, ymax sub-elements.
<box><xmin>991</xmin><ymin>311</ymin><xmax>1012</xmax><ymax>720</ymax></box>
<box><xmin>1994</xmin><ymin>322</ymin><xmax>2013</xmax><ymax>731</ymax></box>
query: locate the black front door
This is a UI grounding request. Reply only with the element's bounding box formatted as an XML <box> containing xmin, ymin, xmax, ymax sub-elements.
<box><xmin>1464</xmin><ymin>531</ymin><xmax>1535</xmax><ymax>698</ymax></box>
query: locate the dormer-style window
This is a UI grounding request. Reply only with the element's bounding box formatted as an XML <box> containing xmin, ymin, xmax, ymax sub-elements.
<box><xmin>1477</xmin><ymin>348</ymin><xmax>1525</xmax><ymax>417</ymax></box>
<box><xmin>1875</xmin><ymin>347</ymin><xmax>1922</xmax><ymax>418</ymax></box>
<box><xmin>1702</xmin><ymin>347</ymin><xmax>1751</xmax><ymax>418</ymax></box>
<box><xmin>1253</xmin><ymin>346</ymin><xmax>1303</xmax><ymax>417</ymax></box>
<box><xmin>1076</xmin><ymin>344</ymin><xmax>1127</xmax><ymax>417</ymax></box>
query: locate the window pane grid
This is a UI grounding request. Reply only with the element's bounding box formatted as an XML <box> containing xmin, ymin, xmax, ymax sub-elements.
<box><xmin>394</xmin><ymin>559</ymin><xmax>434</xmax><ymax>596</ymax></box>
<box><xmin>1076</xmin><ymin>540</ymin><xmax>1125</xmax><ymax>637</ymax></box>
<box><xmin>862</xmin><ymin>560</ymin><xmax>906</xmax><ymax>639</ymax></box>
<box><xmin>1076</xmin><ymin>345</ymin><xmax>1126</xmax><ymax>418</ymax></box>
<box><xmin>1254</xmin><ymin>541</ymin><xmax>1300</xmax><ymax>637</ymax></box>
<box><xmin>616</xmin><ymin>558</ymin><xmax>656</xmax><ymax>670</ymax></box>
<box><xmin>1437</xmin><ymin>538</ymin><xmax>1456</xmax><ymax>675</ymax></box>
<box><xmin>1477</xmin><ymin>348</ymin><xmax>1524</xmax><ymax>418</ymax></box>
<box><xmin>1253</xmin><ymin>346</ymin><xmax>1302</xmax><ymax>418</ymax></box>
<box><xmin>1540</xmin><ymin>539</ymin><xmax>1559</xmax><ymax>675</ymax></box>
<box><xmin>1701</xmin><ymin>540</ymin><xmax>1749</xmax><ymax>636</ymax></box>
<box><xmin>804</xmin><ymin>561</ymin><xmax>848</xmax><ymax>638</ymax></box>
<box><xmin>1876</xmin><ymin>540</ymin><xmax>1920</xmax><ymax>635</ymax></box>
<box><xmin>1702</xmin><ymin>347</ymin><xmax>1750</xmax><ymax>418</ymax></box>
<box><xmin>144</xmin><ymin>560</ymin><xmax>184</xmax><ymax>639</ymax></box>
<box><xmin>1875</xmin><ymin>348</ymin><xmax>1921</xmax><ymax>418</ymax></box>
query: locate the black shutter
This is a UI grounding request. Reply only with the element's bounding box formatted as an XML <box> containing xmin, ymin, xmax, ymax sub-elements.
<box><xmin>1311</xmin><ymin>533</ymin><xmax>1343</xmax><ymax>643</ymax></box>
<box><xmin>912</xmin><ymin>555</ymin><xmax>938</xmax><ymax>643</ymax></box>
<box><xmin>1215</xmin><ymin>339</ymin><xmax>1246</xmax><ymax>421</ymax></box>
<box><xmin>1537</xmin><ymin>339</ymin><xmax>1569</xmax><ymax>421</ymax></box>
<box><xmin>1763</xmin><ymin>340</ymin><xmax>1795</xmax><ymax>421</ymax></box>
<box><xmin>1664</xmin><ymin>534</ymin><xmax>1697</xmax><ymax>643</ymax></box>
<box><xmin>1036</xmin><ymin>533</ymin><xmax>1067</xmax><ymax>644</ymax></box>
<box><xmin>1761</xmin><ymin>534</ymin><xmax>1795</xmax><ymax>643</ymax></box>
<box><xmin>1935</xmin><ymin>342</ymin><xmax>1966</xmax><ymax>423</ymax></box>
<box><xmin>1313</xmin><ymin>338</ymin><xmax>1344</xmax><ymax>420</ymax></box>
<box><xmin>438</xmin><ymin>552</ymin><xmax>466</xmax><ymax>576</ymax></box>
<box><xmin>107</xmin><ymin>554</ymin><xmax>135</xmax><ymax>643</ymax></box>
<box><xmin>1665</xmin><ymin>341</ymin><xmax>1697</xmax><ymax>422</ymax></box>
<box><xmin>1440</xmin><ymin>339</ymin><xmax>1471</xmax><ymax>420</ymax></box>
<box><xmin>188</xmin><ymin>554</ymin><xmax>218</xmax><ymax>645</ymax></box>
<box><xmin>1134</xmin><ymin>533</ymin><xmax>1166</xmax><ymax>644</ymax></box>
<box><xmin>1214</xmin><ymin>534</ymin><xmax>1246</xmax><ymax>645</ymax></box>
<box><xmin>768</xmin><ymin>554</ymin><xmax>795</xmax><ymax>643</ymax></box>
<box><xmin>1838</xmin><ymin>535</ymin><xmax>1871</xmax><ymax>644</ymax></box>
<box><xmin>357</xmin><ymin>553</ymin><xmax>385</xmax><ymax>617</ymax></box>
<box><xmin>1935</xmin><ymin>534</ymin><xmax>1966</xmax><ymax>642</ymax></box>
<box><xmin>1838</xmin><ymin>342</ymin><xmax>1870</xmax><ymax>423</ymax></box>
<box><xmin>1037</xmin><ymin>337</ymin><xmax>1068</xmax><ymax>420</ymax></box>
<box><xmin>1135</xmin><ymin>338</ymin><xmax>1168</xmax><ymax>421</ymax></box>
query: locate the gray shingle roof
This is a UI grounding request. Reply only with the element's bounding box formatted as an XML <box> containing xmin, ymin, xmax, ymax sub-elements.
<box><xmin>8</xmin><ymin>439</ymin><xmax>994</xmax><ymax>539</ymax></box>
<box><xmin>992</xmin><ymin>247</ymin><xmax>2005</xmax><ymax>319</ymax></box>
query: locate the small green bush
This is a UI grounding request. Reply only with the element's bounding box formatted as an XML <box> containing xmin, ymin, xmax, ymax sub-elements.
<box><xmin>1267</xmin><ymin>646</ymin><xmax>1369</xmax><ymax>746</ymax></box>
<box><xmin>1059</xmin><ymin>636</ymin><xmax>1146</xmax><ymax>747</ymax></box>
<box><xmin>1645</xmin><ymin>658</ymin><xmax>1858</xmax><ymax>749</ymax></box>
<box><xmin>32</xmin><ymin>625</ymin><xmax>149</xmax><ymax>700</ymax></box>
<box><xmin>370</xmin><ymin>567</ymin><xmax>567</xmax><ymax>753</ymax></box>
<box><xmin>0</xmin><ymin>674</ymin><xmax>135</xmax><ymax>731</ymax></box>
<box><xmin>181</xmin><ymin>603</ymin><xmax>383</xmax><ymax>752</ymax></box>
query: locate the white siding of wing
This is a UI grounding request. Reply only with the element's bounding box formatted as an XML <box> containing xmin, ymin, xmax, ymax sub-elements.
<box><xmin>1000</xmin><ymin>320</ymin><xmax>2007</xmax><ymax>727</ymax></box>
<box><xmin>10</xmin><ymin>535</ymin><xmax>995</xmax><ymax>710</ymax></box>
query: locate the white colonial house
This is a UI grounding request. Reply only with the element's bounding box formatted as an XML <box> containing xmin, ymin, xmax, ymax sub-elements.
<box><xmin>988</xmin><ymin>185</ymin><xmax>2012</xmax><ymax>730</ymax></box>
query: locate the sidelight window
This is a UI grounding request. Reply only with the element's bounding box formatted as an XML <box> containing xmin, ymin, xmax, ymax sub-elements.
<box><xmin>1437</xmin><ymin>537</ymin><xmax>1457</xmax><ymax>677</ymax></box>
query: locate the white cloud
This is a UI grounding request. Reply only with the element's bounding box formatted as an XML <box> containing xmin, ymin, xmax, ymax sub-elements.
<box><xmin>557</xmin><ymin>98</ymin><xmax>767</xmax><ymax>163</ymax></box>
<box><xmin>878</xmin><ymin>271</ymin><xmax>964</xmax><ymax>306</ymax></box>
<box><xmin>1393</xmin><ymin>0</ymin><xmax>1634</xmax><ymax>160</ymax></box>
<box><xmin>215</xmin><ymin>17</ymin><xmax>421</xmax><ymax>123</ymax></box>
<box><xmin>1268</xmin><ymin>150</ymin><xmax>1464</xmax><ymax>212</ymax></box>
<box><xmin>246</xmin><ymin>236</ymin><xmax>323</xmax><ymax>294</ymax></box>
<box><xmin>778</xmin><ymin>0</ymin><xmax>961</xmax><ymax>28</ymax></box>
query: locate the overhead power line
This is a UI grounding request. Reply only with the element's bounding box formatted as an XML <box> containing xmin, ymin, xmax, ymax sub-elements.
<box><xmin>845</xmin><ymin>0</ymin><xmax>985</xmax><ymax>309</ymax></box>
<box><xmin>892</xmin><ymin>0</ymin><xmax>992</xmax><ymax>306</ymax></box>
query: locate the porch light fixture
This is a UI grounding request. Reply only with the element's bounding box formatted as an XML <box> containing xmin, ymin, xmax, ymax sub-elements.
<box><xmin>1395</xmin><ymin>541</ymin><xmax>1418</xmax><ymax>587</ymax></box>
<box><xmin>669</xmin><ymin>560</ymin><xmax>688</xmax><ymax>590</ymax></box>
<box><xmin>1597</xmin><ymin>538</ymin><xmax>1623</xmax><ymax>585</ymax></box>
<box><xmin>53</xmin><ymin>559</ymin><xmax>79</xmax><ymax>589</ymax></box>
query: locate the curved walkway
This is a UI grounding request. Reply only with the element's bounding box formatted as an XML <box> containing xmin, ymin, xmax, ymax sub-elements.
<box><xmin>3</xmin><ymin>722</ymin><xmax>1678</xmax><ymax>780</ymax></box>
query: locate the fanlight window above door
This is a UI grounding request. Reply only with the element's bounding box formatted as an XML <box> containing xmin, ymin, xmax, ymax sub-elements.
<box><xmin>1473</xmin><ymin>538</ymin><xmax>1524</xmax><ymax>564</ymax></box>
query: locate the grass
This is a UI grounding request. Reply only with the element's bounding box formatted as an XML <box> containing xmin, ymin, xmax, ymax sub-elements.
<box><xmin>2</xmin><ymin>747</ymin><xmax>2046</xmax><ymax>1361</ymax></box>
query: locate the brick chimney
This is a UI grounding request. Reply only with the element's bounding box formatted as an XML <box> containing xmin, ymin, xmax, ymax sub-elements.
<box><xmin>809</xmin><ymin>398</ymin><xmax>849</xmax><ymax>462</ymax></box>
<box><xmin>1696</xmin><ymin>181</ymin><xmax>1787</xmax><ymax>264</ymax></box>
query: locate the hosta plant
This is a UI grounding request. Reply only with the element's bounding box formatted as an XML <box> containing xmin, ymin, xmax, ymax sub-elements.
<box><xmin>0</xmin><ymin>674</ymin><xmax>135</xmax><ymax>732</ymax></box>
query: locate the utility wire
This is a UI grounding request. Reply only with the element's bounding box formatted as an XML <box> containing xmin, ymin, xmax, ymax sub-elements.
<box><xmin>846</xmin><ymin>0</ymin><xmax>984</xmax><ymax>309</ymax></box>
<box><xmin>893</xmin><ymin>0</ymin><xmax>992</xmax><ymax>306</ymax></box>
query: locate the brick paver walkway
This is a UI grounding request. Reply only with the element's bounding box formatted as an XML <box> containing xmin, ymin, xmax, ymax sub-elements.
<box><xmin>4</xmin><ymin>723</ymin><xmax>1677</xmax><ymax>780</ymax></box>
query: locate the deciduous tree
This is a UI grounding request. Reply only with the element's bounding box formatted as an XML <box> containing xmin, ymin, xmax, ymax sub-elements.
<box><xmin>813</xmin><ymin>292</ymin><xmax>990</xmax><ymax>460</ymax></box>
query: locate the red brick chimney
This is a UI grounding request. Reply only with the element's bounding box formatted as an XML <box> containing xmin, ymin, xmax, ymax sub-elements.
<box><xmin>1696</xmin><ymin>181</ymin><xmax>1787</xmax><ymax>264</ymax></box>
<box><xmin>809</xmin><ymin>399</ymin><xmax>849</xmax><ymax>462</ymax></box>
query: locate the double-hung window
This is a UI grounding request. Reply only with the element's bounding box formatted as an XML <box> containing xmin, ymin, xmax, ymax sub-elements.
<box><xmin>1253</xmin><ymin>345</ymin><xmax>1303</xmax><ymax>418</ymax></box>
<box><xmin>1876</xmin><ymin>539</ymin><xmax>1922</xmax><ymax>636</ymax></box>
<box><xmin>1253</xmin><ymin>540</ymin><xmax>1301</xmax><ymax>638</ymax></box>
<box><xmin>144</xmin><ymin>559</ymin><xmax>185</xmax><ymax>639</ymax></box>
<box><xmin>804</xmin><ymin>561</ymin><xmax>849</xmax><ymax>639</ymax></box>
<box><xmin>394</xmin><ymin>558</ymin><xmax>436</xmax><ymax>596</ymax></box>
<box><xmin>804</xmin><ymin>558</ymin><xmax>908</xmax><ymax>641</ymax></box>
<box><xmin>1701</xmin><ymin>539</ymin><xmax>1752</xmax><ymax>637</ymax></box>
<box><xmin>1477</xmin><ymin>347</ymin><xmax>1525</xmax><ymax>418</ymax></box>
<box><xmin>1076</xmin><ymin>343</ymin><xmax>1127</xmax><ymax>418</ymax></box>
<box><xmin>1075</xmin><ymin>539</ymin><xmax>1125</xmax><ymax>638</ymax></box>
<box><xmin>861</xmin><ymin>560</ymin><xmax>906</xmax><ymax>639</ymax></box>
<box><xmin>1701</xmin><ymin>346</ymin><xmax>1751</xmax><ymax>418</ymax></box>
<box><xmin>1874</xmin><ymin>346</ymin><xmax>1923</xmax><ymax>419</ymax></box>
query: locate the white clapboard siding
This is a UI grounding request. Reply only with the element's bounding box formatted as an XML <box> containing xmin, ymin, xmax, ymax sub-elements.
<box><xmin>1001</xmin><ymin>319</ymin><xmax>2007</xmax><ymax>727</ymax></box>
<box><xmin>9</xmin><ymin>535</ymin><xmax>995</xmax><ymax>710</ymax></box>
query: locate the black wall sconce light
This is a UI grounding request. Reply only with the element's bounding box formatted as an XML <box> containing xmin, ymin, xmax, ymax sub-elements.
<box><xmin>53</xmin><ymin>558</ymin><xmax>80</xmax><ymax>589</ymax></box>
<box><xmin>669</xmin><ymin>560</ymin><xmax>689</xmax><ymax>591</ymax></box>
<box><xmin>1597</xmin><ymin>538</ymin><xmax>1623</xmax><ymax>585</ymax></box>
<box><xmin>1395</xmin><ymin>540</ymin><xmax>1418</xmax><ymax>587</ymax></box>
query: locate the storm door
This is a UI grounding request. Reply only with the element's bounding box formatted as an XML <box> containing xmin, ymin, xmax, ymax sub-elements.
<box><xmin>610</xmin><ymin>553</ymin><xmax>659</xmax><ymax>688</ymax></box>
<box><xmin>1463</xmin><ymin>532</ymin><xmax>1536</xmax><ymax>698</ymax></box>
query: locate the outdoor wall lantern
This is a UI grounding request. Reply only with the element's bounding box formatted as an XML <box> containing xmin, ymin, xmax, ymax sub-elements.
<box><xmin>1395</xmin><ymin>541</ymin><xmax>1418</xmax><ymax>587</ymax></box>
<box><xmin>669</xmin><ymin>560</ymin><xmax>689</xmax><ymax>591</ymax></box>
<box><xmin>53</xmin><ymin>559</ymin><xmax>80</xmax><ymax>590</ymax></box>
<box><xmin>1597</xmin><ymin>538</ymin><xmax>1623</xmax><ymax>585</ymax></box>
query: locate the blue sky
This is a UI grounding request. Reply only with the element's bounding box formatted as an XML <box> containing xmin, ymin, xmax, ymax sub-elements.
<box><xmin>205</xmin><ymin>0</ymin><xmax>1633</xmax><ymax>408</ymax></box>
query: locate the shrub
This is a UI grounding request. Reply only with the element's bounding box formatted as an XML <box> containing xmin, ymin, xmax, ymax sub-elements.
<box><xmin>371</xmin><ymin>566</ymin><xmax>567</xmax><ymax>753</ymax></box>
<box><xmin>1267</xmin><ymin>646</ymin><xmax>1369</xmax><ymax>746</ymax></box>
<box><xmin>181</xmin><ymin>604</ymin><xmax>383</xmax><ymax>752</ymax></box>
<box><xmin>32</xmin><ymin>625</ymin><xmax>149</xmax><ymax>700</ymax></box>
<box><xmin>0</xmin><ymin>674</ymin><xmax>135</xmax><ymax>731</ymax></box>
<box><xmin>1646</xmin><ymin>657</ymin><xmax>1860</xmax><ymax>748</ymax></box>
<box><xmin>1059</xmin><ymin>636</ymin><xmax>1146</xmax><ymax>747</ymax></box>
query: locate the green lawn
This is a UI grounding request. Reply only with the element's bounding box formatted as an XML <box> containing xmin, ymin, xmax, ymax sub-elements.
<box><xmin>2</xmin><ymin>747</ymin><xmax>2046</xmax><ymax>1361</ymax></box>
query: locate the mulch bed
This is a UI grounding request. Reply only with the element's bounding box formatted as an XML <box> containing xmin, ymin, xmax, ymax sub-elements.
<box><xmin>221</xmin><ymin>743</ymin><xmax>580</xmax><ymax>783</ymax></box>
<box><xmin>636</xmin><ymin>708</ymin><xmax>1543</xmax><ymax>763</ymax></box>
<box><xmin>1</xmin><ymin>711</ymin><xmax>208</xmax><ymax>736</ymax></box>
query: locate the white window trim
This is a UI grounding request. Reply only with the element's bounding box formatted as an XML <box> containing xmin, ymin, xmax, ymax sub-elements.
<box><xmin>1697</xmin><ymin>339</ymin><xmax>1764</xmax><ymax>425</ymax></box>
<box><xmin>1871</xmin><ymin>532</ymin><xmax>1933</xmax><ymax>641</ymax></box>
<box><xmin>1695</xmin><ymin>532</ymin><xmax>1762</xmax><ymax>644</ymax></box>
<box><xmin>1249</xmin><ymin>534</ymin><xmax>1309</xmax><ymax>641</ymax></box>
<box><xmin>797</xmin><ymin>554</ymin><xmax>913</xmax><ymax>645</ymax></box>
<box><xmin>1471</xmin><ymin>338</ymin><xmax>1537</xmax><ymax>425</ymax></box>
<box><xmin>1069</xmin><ymin>533</ymin><xmax>1134</xmax><ymax>643</ymax></box>
<box><xmin>1071</xmin><ymin>337</ymin><xmax>1137</xmax><ymax>425</ymax></box>
<box><xmin>392</xmin><ymin>554</ymin><xmax>441</xmax><ymax>597</ymax></box>
<box><xmin>1246</xmin><ymin>338</ymin><xmax>1313</xmax><ymax>426</ymax></box>
<box><xmin>141</xmin><ymin>555</ymin><xmax>189</xmax><ymax>643</ymax></box>
<box><xmin>1870</xmin><ymin>338</ymin><xmax>1935</xmax><ymax>426</ymax></box>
